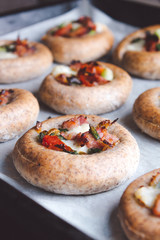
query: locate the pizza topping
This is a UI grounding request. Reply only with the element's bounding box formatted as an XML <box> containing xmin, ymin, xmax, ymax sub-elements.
<box><xmin>135</xmin><ymin>172</ymin><xmax>160</xmax><ymax>217</ymax></box>
<box><xmin>52</xmin><ymin>61</ymin><xmax>114</xmax><ymax>87</ymax></box>
<box><xmin>127</xmin><ymin>28</ymin><xmax>160</xmax><ymax>52</ymax></box>
<box><xmin>37</xmin><ymin>116</ymin><xmax>119</xmax><ymax>154</ymax></box>
<box><xmin>0</xmin><ymin>37</ymin><xmax>36</xmax><ymax>59</ymax></box>
<box><xmin>0</xmin><ymin>89</ymin><xmax>14</xmax><ymax>106</ymax></box>
<box><xmin>49</xmin><ymin>16</ymin><xmax>97</xmax><ymax>37</ymax></box>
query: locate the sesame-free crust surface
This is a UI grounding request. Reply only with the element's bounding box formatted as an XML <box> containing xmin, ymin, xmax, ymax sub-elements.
<box><xmin>12</xmin><ymin>115</ymin><xmax>140</xmax><ymax>195</ymax></box>
<box><xmin>113</xmin><ymin>25</ymin><xmax>160</xmax><ymax>79</ymax></box>
<box><xmin>119</xmin><ymin>168</ymin><xmax>160</xmax><ymax>240</ymax></box>
<box><xmin>39</xmin><ymin>62</ymin><xmax>132</xmax><ymax>115</ymax></box>
<box><xmin>0</xmin><ymin>88</ymin><xmax>39</xmax><ymax>142</ymax></box>
<box><xmin>133</xmin><ymin>87</ymin><xmax>160</xmax><ymax>140</ymax></box>
<box><xmin>0</xmin><ymin>40</ymin><xmax>53</xmax><ymax>83</ymax></box>
<box><xmin>42</xmin><ymin>24</ymin><xmax>114</xmax><ymax>64</ymax></box>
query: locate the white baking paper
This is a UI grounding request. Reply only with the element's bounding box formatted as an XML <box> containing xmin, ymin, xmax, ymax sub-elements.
<box><xmin>0</xmin><ymin>7</ymin><xmax>160</xmax><ymax>240</ymax></box>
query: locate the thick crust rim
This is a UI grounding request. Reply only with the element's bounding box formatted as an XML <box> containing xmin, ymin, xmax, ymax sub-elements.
<box><xmin>113</xmin><ymin>25</ymin><xmax>160</xmax><ymax>79</ymax></box>
<box><xmin>119</xmin><ymin>168</ymin><xmax>160</xmax><ymax>240</ymax></box>
<box><xmin>0</xmin><ymin>40</ymin><xmax>53</xmax><ymax>83</ymax></box>
<box><xmin>133</xmin><ymin>87</ymin><xmax>160</xmax><ymax>140</ymax></box>
<box><xmin>42</xmin><ymin>24</ymin><xmax>114</xmax><ymax>64</ymax></box>
<box><xmin>0</xmin><ymin>88</ymin><xmax>39</xmax><ymax>142</ymax></box>
<box><xmin>13</xmin><ymin>115</ymin><xmax>139</xmax><ymax>195</ymax></box>
<box><xmin>39</xmin><ymin>62</ymin><xmax>132</xmax><ymax>114</ymax></box>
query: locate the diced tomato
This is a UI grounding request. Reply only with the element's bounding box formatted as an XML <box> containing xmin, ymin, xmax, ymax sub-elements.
<box><xmin>0</xmin><ymin>90</ymin><xmax>11</xmax><ymax>106</ymax></box>
<box><xmin>55</xmin><ymin>74</ymin><xmax>68</xmax><ymax>85</ymax></box>
<box><xmin>62</xmin><ymin>115</ymin><xmax>88</xmax><ymax>130</ymax></box>
<box><xmin>68</xmin><ymin>26</ymin><xmax>88</xmax><ymax>37</ymax></box>
<box><xmin>70</xmin><ymin>61</ymin><xmax>82</xmax><ymax>71</ymax></box>
<box><xmin>75</xmin><ymin>132</ymin><xmax>103</xmax><ymax>149</ymax></box>
<box><xmin>152</xmin><ymin>194</ymin><xmax>160</xmax><ymax>217</ymax></box>
<box><xmin>53</xmin><ymin>23</ymin><xmax>72</xmax><ymax>36</ymax></box>
<box><xmin>42</xmin><ymin>135</ymin><xmax>74</xmax><ymax>153</ymax></box>
<box><xmin>78</xmin><ymin>16</ymin><xmax>96</xmax><ymax>30</ymax></box>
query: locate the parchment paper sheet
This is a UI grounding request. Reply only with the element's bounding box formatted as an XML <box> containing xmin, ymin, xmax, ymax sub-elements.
<box><xmin>0</xmin><ymin>7</ymin><xmax>160</xmax><ymax>240</ymax></box>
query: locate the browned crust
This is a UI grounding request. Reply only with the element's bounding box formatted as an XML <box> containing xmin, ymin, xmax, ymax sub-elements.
<box><xmin>0</xmin><ymin>88</ymin><xmax>39</xmax><ymax>142</ymax></box>
<box><xmin>133</xmin><ymin>87</ymin><xmax>160</xmax><ymax>140</ymax></box>
<box><xmin>39</xmin><ymin>62</ymin><xmax>132</xmax><ymax>114</ymax></box>
<box><xmin>42</xmin><ymin>24</ymin><xmax>114</xmax><ymax>64</ymax></box>
<box><xmin>12</xmin><ymin>114</ymin><xmax>139</xmax><ymax>195</ymax></box>
<box><xmin>119</xmin><ymin>168</ymin><xmax>160</xmax><ymax>240</ymax></box>
<box><xmin>0</xmin><ymin>40</ymin><xmax>53</xmax><ymax>83</ymax></box>
<box><xmin>113</xmin><ymin>25</ymin><xmax>160</xmax><ymax>79</ymax></box>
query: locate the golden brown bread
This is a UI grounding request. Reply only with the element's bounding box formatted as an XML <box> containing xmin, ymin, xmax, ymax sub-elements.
<box><xmin>113</xmin><ymin>25</ymin><xmax>160</xmax><ymax>79</ymax></box>
<box><xmin>42</xmin><ymin>24</ymin><xmax>114</xmax><ymax>64</ymax></box>
<box><xmin>133</xmin><ymin>87</ymin><xmax>160</xmax><ymax>140</ymax></box>
<box><xmin>39</xmin><ymin>62</ymin><xmax>132</xmax><ymax>114</ymax></box>
<box><xmin>12</xmin><ymin>115</ymin><xmax>140</xmax><ymax>195</ymax></box>
<box><xmin>119</xmin><ymin>168</ymin><xmax>160</xmax><ymax>240</ymax></box>
<box><xmin>0</xmin><ymin>88</ymin><xmax>39</xmax><ymax>142</ymax></box>
<box><xmin>0</xmin><ymin>40</ymin><xmax>53</xmax><ymax>83</ymax></box>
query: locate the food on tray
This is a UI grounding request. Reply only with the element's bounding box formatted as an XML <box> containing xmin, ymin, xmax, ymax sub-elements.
<box><xmin>12</xmin><ymin>114</ymin><xmax>139</xmax><ymax>195</ymax></box>
<box><xmin>119</xmin><ymin>169</ymin><xmax>160</xmax><ymax>240</ymax></box>
<box><xmin>39</xmin><ymin>61</ymin><xmax>132</xmax><ymax>114</ymax></box>
<box><xmin>133</xmin><ymin>87</ymin><xmax>160</xmax><ymax>140</ymax></box>
<box><xmin>113</xmin><ymin>25</ymin><xmax>160</xmax><ymax>79</ymax></box>
<box><xmin>0</xmin><ymin>37</ymin><xmax>53</xmax><ymax>83</ymax></box>
<box><xmin>0</xmin><ymin>88</ymin><xmax>39</xmax><ymax>142</ymax></box>
<box><xmin>42</xmin><ymin>16</ymin><xmax>114</xmax><ymax>64</ymax></box>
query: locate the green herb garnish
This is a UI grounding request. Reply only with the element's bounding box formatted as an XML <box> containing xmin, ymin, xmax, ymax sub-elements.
<box><xmin>58</xmin><ymin>135</ymin><xmax>66</xmax><ymax>140</ymax></box>
<box><xmin>37</xmin><ymin>130</ymin><xmax>48</xmax><ymax>142</ymax></box>
<box><xmin>90</xmin><ymin>126</ymin><xmax>100</xmax><ymax>140</ymax></box>
<box><xmin>131</xmin><ymin>38</ymin><xmax>142</xmax><ymax>43</ymax></box>
<box><xmin>88</xmin><ymin>30</ymin><xmax>96</xmax><ymax>35</ymax></box>
<box><xmin>0</xmin><ymin>47</ymin><xmax>7</xmax><ymax>52</ymax></box>
<box><xmin>88</xmin><ymin>148</ymin><xmax>101</xmax><ymax>154</ymax></box>
<box><xmin>156</xmin><ymin>43</ymin><xmax>160</xmax><ymax>51</ymax></box>
<box><xmin>59</xmin><ymin>128</ymin><xmax>68</xmax><ymax>132</ymax></box>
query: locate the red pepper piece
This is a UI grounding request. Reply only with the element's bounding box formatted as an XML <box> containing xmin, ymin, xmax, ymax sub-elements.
<box><xmin>54</xmin><ymin>23</ymin><xmax>72</xmax><ymax>36</ymax></box>
<box><xmin>42</xmin><ymin>135</ymin><xmax>74</xmax><ymax>153</ymax></box>
<box><xmin>152</xmin><ymin>194</ymin><xmax>160</xmax><ymax>217</ymax></box>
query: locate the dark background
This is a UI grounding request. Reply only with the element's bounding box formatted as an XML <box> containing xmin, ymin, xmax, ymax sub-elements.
<box><xmin>0</xmin><ymin>0</ymin><xmax>160</xmax><ymax>27</ymax></box>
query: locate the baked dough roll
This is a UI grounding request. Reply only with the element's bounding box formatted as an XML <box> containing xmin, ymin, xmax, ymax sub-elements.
<box><xmin>13</xmin><ymin>115</ymin><xmax>140</xmax><ymax>195</ymax></box>
<box><xmin>133</xmin><ymin>87</ymin><xmax>160</xmax><ymax>140</ymax></box>
<box><xmin>0</xmin><ymin>88</ymin><xmax>39</xmax><ymax>142</ymax></box>
<box><xmin>39</xmin><ymin>61</ymin><xmax>132</xmax><ymax>114</ymax></box>
<box><xmin>119</xmin><ymin>168</ymin><xmax>160</xmax><ymax>240</ymax></box>
<box><xmin>0</xmin><ymin>38</ymin><xmax>53</xmax><ymax>83</ymax></box>
<box><xmin>113</xmin><ymin>25</ymin><xmax>160</xmax><ymax>79</ymax></box>
<box><xmin>42</xmin><ymin>16</ymin><xmax>114</xmax><ymax>64</ymax></box>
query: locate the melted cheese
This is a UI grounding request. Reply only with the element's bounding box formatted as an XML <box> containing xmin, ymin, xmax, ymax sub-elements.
<box><xmin>67</xmin><ymin>123</ymin><xmax>90</xmax><ymax>135</ymax></box>
<box><xmin>126</xmin><ymin>39</ymin><xmax>145</xmax><ymax>51</ymax></box>
<box><xmin>102</xmin><ymin>67</ymin><xmax>113</xmax><ymax>81</ymax></box>
<box><xmin>52</xmin><ymin>65</ymin><xmax>77</xmax><ymax>77</ymax></box>
<box><xmin>95</xmin><ymin>23</ymin><xmax>103</xmax><ymax>33</ymax></box>
<box><xmin>61</xmin><ymin>123</ymin><xmax>90</xmax><ymax>153</ymax></box>
<box><xmin>62</xmin><ymin>139</ymin><xmax>88</xmax><ymax>153</ymax></box>
<box><xmin>0</xmin><ymin>52</ymin><xmax>17</xmax><ymax>59</ymax></box>
<box><xmin>135</xmin><ymin>186</ymin><xmax>160</xmax><ymax>208</ymax></box>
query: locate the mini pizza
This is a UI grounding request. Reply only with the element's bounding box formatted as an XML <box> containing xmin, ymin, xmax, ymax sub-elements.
<box><xmin>133</xmin><ymin>87</ymin><xmax>160</xmax><ymax>140</ymax></box>
<box><xmin>0</xmin><ymin>88</ymin><xmax>39</xmax><ymax>142</ymax></box>
<box><xmin>0</xmin><ymin>37</ymin><xmax>53</xmax><ymax>83</ymax></box>
<box><xmin>113</xmin><ymin>25</ymin><xmax>160</xmax><ymax>79</ymax></box>
<box><xmin>42</xmin><ymin>16</ymin><xmax>114</xmax><ymax>64</ymax></box>
<box><xmin>39</xmin><ymin>61</ymin><xmax>132</xmax><ymax>114</ymax></box>
<box><xmin>12</xmin><ymin>115</ymin><xmax>139</xmax><ymax>195</ymax></box>
<box><xmin>119</xmin><ymin>168</ymin><xmax>160</xmax><ymax>240</ymax></box>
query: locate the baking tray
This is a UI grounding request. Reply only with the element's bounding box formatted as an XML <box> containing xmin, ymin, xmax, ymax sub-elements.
<box><xmin>0</xmin><ymin>7</ymin><xmax>160</xmax><ymax>240</ymax></box>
